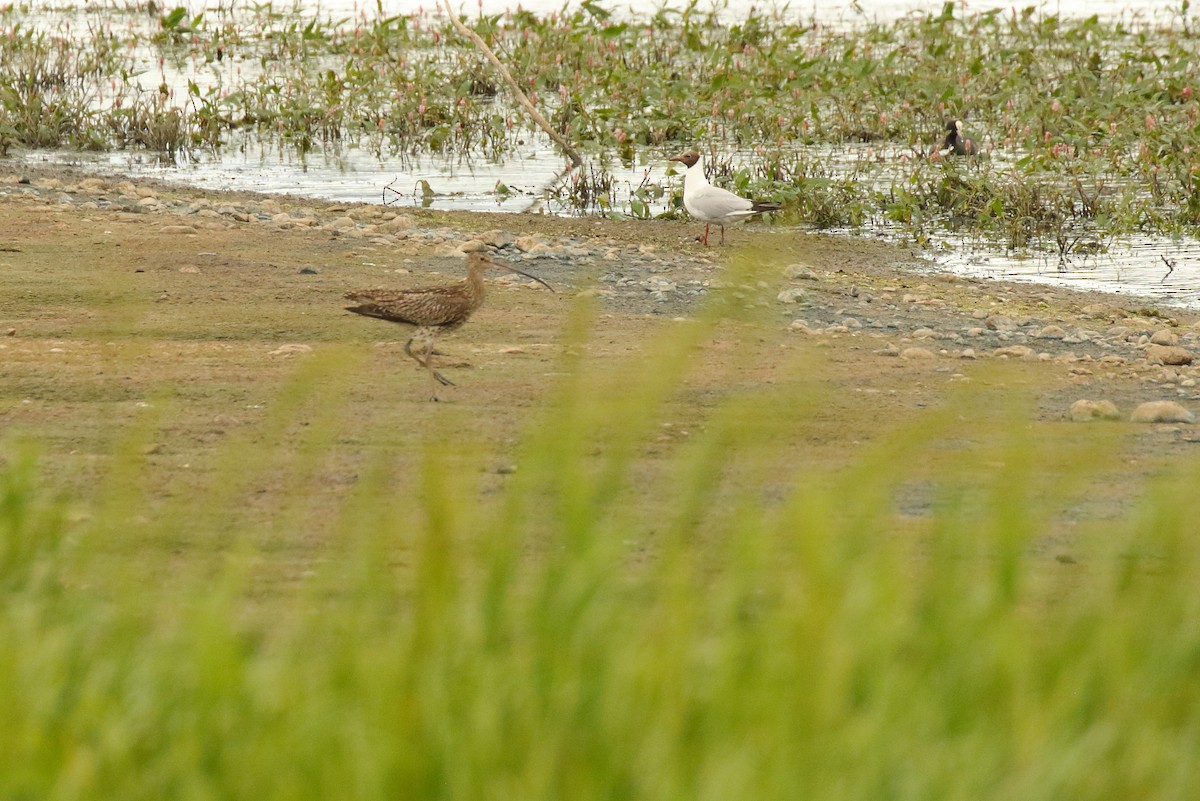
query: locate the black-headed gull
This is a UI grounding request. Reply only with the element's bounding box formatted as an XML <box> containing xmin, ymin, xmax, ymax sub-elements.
<box><xmin>933</xmin><ymin>120</ymin><xmax>976</xmax><ymax>158</ymax></box>
<box><xmin>669</xmin><ymin>150</ymin><xmax>782</xmax><ymax>246</ymax></box>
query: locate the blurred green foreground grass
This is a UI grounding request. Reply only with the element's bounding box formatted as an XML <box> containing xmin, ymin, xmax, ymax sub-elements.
<box><xmin>3</xmin><ymin>286</ymin><xmax>1200</xmax><ymax>801</ymax></box>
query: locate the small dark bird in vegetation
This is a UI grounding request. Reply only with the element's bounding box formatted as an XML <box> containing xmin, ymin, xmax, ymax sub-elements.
<box><xmin>933</xmin><ymin>119</ymin><xmax>977</xmax><ymax>158</ymax></box>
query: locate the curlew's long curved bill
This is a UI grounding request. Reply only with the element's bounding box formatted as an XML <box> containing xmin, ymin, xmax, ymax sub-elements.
<box><xmin>486</xmin><ymin>257</ymin><xmax>555</xmax><ymax>293</ymax></box>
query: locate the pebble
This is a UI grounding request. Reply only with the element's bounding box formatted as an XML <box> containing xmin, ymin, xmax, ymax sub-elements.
<box><xmin>986</xmin><ymin>315</ymin><xmax>1018</xmax><ymax>331</ymax></box>
<box><xmin>480</xmin><ymin>229</ymin><xmax>516</xmax><ymax>248</ymax></box>
<box><xmin>783</xmin><ymin>264</ymin><xmax>818</xmax><ymax>280</ymax></box>
<box><xmin>1150</xmin><ymin>329</ymin><xmax>1179</xmax><ymax>346</ymax></box>
<box><xmin>1035</xmin><ymin>325</ymin><xmax>1067</xmax><ymax>339</ymax></box>
<box><xmin>1130</xmin><ymin>401</ymin><xmax>1195</xmax><ymax>424</ymax></box>
<box><xmin>776</xmin><ymin>288</ymin><xmax>806</xmax><ymax>304</ymax></box>
<box><xmin>1069</xmin><ymin>399</ymin><xmax>1120</xmax><ymax>422</ymax></box>
<box><xmin>993</xmin><ymin>345</ymin><xmax>1035</xmax><ymax>359</ymax></box>
<box><xmin>513</xmin><ymin>234</ymin><xmax>549</xmax><ymax>252</ymax></box>
<box><xmin>1145</xmin><ymin>344</ymin><xmax>1193</xmax><ymax>366</ymax></box>
<box><xmin>900</xmin><ymin>347</ymin><xmax>935</xmax><ymax>360</ymax></box>
<box><xmin>268</xmin><ymin>344</ymin><xmax>313</xmax><ymax>357</ymax></box>
<box><xmin>1082</xmin><ymin>303</ymin><xmax>1119</xmax><ymax>319</ymax></box>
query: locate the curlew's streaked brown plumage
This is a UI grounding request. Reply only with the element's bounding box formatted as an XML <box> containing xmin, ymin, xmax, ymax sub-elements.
<box><xmin>345</xmin><ymin>251</ymin><xmax>553</xmax><ymax>401</ymax></box>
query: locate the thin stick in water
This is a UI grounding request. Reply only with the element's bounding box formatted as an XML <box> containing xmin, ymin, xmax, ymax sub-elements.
<box><xmin>437</xmin><ymin>0</ymin><xmax>583</xmax><ymax>168</ymax></box>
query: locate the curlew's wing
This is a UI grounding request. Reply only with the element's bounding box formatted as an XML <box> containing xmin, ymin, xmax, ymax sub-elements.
<box><xmin>344</xmin><ymin>286</ymin><xmax>472</xmax><ymax>327</ymax></box>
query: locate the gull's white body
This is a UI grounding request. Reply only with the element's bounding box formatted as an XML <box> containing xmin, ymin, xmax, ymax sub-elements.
<box><xmin>670</xmin><ymin>150</ymin><xmax>780</xmax><ymax>245</ymax></box>
<box><xmin>681</xmin><ymin>156</ymin><xmax>761</xmax><ymax>225</ymax></box>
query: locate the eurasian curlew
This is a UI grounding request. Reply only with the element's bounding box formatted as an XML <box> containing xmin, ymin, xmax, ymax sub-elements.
<box><xmin>345</xmin><ymin>251</ymin><xmax>553</xmax><ymax>401</ymax></box>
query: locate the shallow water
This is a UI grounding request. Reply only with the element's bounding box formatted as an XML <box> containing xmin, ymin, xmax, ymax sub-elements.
<box><xmin>15</xmin><ymin>0</ymin><xmax>1200</xmax><ymax>306</ymax></box>
<box><xmin>923</xmin><ymin>233</ymin><xmax>1200</xmax><ymax>307</ymax></box>
<box><xmin>36</xmin><ymin>139</ymin><xmax>1200</xmax><ymax>308</ymax></box>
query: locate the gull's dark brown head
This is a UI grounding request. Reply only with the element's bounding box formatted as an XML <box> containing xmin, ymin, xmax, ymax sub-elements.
<box><xmin>469</xmin><ymin>251</ymin><xmax>554</xmax><ymax>292</ymax></box>
<box><xmin>669</xmin><ymin>150</ymin><xmax>701</xmax><ymax>168</ymax></box>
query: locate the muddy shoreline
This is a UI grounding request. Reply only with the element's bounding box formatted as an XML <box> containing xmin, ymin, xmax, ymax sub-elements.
<box><xmin>5</xmin><ymin>161</ymin><xmax>1200</xmax><ymax>546</ymax></box>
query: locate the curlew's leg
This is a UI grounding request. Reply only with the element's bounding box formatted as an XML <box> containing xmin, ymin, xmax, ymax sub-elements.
<box><xmin>424</xmin><ymin>339</ymin><xmax>440</xmax><ymax>401</ymax></box>
<box><xmin>403</xmin><ymin>335</ymin><xmax>426</xmax><ymax>371</ymax></box>
<box><xmin>405</xmin><ymin>335</ymin><xmax>455</xmax><ymax>392</ymax></box>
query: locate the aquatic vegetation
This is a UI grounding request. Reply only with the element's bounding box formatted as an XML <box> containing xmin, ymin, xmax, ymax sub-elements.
<box><xmin>2</xmin><ymin>0</ymin><xmax>1200</xmax><ymax>243</ymax></box>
